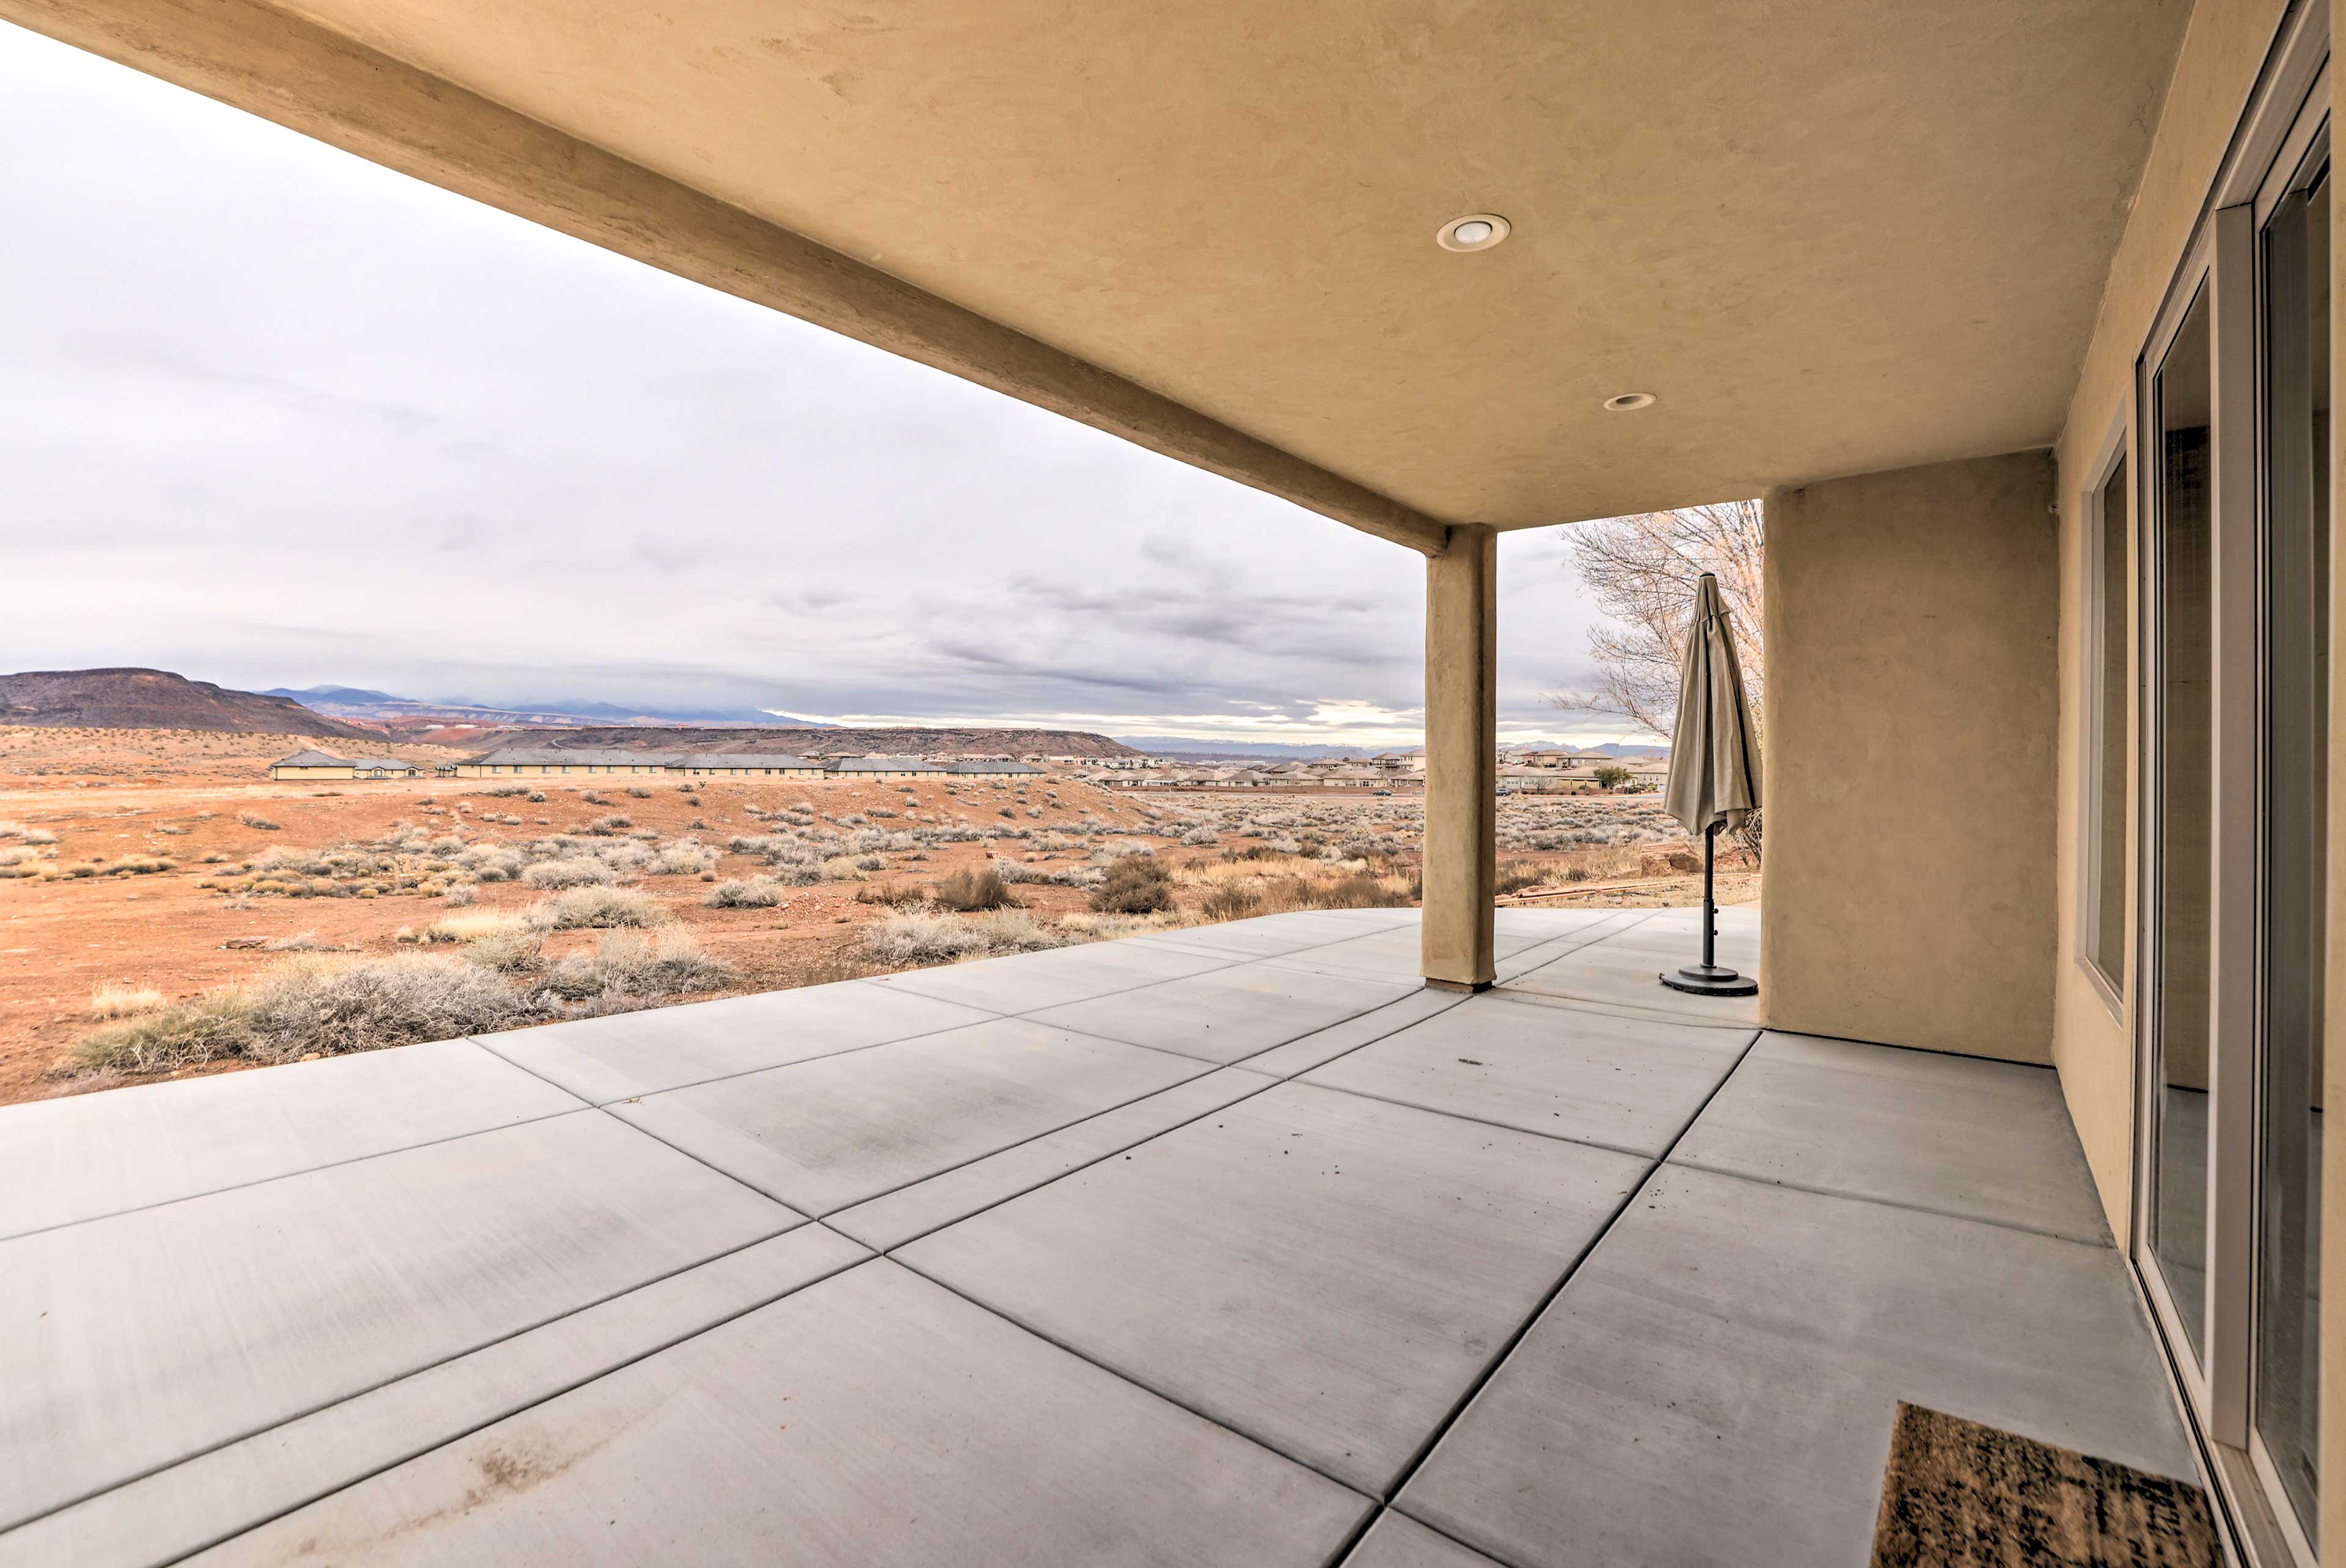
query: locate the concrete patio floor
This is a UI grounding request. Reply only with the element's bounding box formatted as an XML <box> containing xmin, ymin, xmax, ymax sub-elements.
<box><xmin>0</xmin><ymin>905</ymin><xmax>2199</xmax><ymax>1567</ymax></box>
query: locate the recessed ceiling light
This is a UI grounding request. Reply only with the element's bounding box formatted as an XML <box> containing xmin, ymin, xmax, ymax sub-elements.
<box><xmin>1603</xmin><ymin>392</ymin><xmax>1656</xmax><ymax>411</ymax></box>
<box><xmin>1436</xmin><ymin>213</ymin><xmax>1511</xmax><ymax>252</ymax></box>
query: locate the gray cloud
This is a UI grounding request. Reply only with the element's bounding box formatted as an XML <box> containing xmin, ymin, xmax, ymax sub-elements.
<box><xmin>0</xmin><ymin>21</ymin><xmax>1628</xmax><ymax>747</ymax></box>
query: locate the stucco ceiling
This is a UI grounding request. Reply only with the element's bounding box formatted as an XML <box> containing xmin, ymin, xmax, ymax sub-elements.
<box><xmin>32</xmin><ymin>0</ymin><xmax>2199</xmax><ymax>534</ymax></box>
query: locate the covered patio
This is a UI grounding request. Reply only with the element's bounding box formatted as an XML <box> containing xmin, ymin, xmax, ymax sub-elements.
<box><xmin>1</xmin><ymin>907</ymin><xmax>2191</xmax><ymax>1566</ymax></box>
<box><xmin>4</xmin><ymin>0</ymin><xmax>2341</xmax><ymax>1559</ymax></box>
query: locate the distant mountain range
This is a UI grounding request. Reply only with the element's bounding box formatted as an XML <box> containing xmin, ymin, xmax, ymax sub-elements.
<box><xmin>265</xmin><ymin>686</ymin><xmax>827</xmax><ymax>729</ymax></box>
<box><xmin>463</xmin><ymin>724</ymin><xmax>1144</xmax><ymax>759</ymax></box>
<box><xmin>0</xmin><ymin>668</ymin><xmax>375</xmax><ymax>739</ymax></box>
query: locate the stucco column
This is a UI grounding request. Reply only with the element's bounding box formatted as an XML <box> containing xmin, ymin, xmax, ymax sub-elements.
<box><xmin>1422</xmin><ymin>523</ymin><xmax>1497</xmax><ymax>989</ymax></box>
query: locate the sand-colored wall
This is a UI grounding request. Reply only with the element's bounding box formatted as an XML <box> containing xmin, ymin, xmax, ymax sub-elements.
<box><xmin>2048</xmin><ymin>0</ymin><xmax>2289</xmax><ymax>1247</ymax></box>
<box><xmin>1761</xmin><ymin>451</ymin><xmax>2059</xmax><ymax>1062</ymax></box>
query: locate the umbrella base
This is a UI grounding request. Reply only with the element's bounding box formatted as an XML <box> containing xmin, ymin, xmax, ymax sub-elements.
<box><xmin>1660</xmin><ymin>964</ymin><xmax>1758</xmax><ymax>998</ymax></box>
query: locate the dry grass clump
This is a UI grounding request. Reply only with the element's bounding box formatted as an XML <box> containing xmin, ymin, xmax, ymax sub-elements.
<box><xmin>1199</xmin><ymin>884</ymin><xmax>1260</xmax><ymax>921</ymax></box>
<box><xmin>1496</xmin><ymin>860</ymin><xmax>1546</xmax><ymax>895</ymax></box>
<box><xmin>1091</xmin><ymin>854</ymin><xmax>1173</xmax><ymax>915</ymax></box>
<box><xmin>236</xmin><ymin>811</ymin><xmax>281</xmax><ymax>830</ymax></box>
<box><xmin>73</xmin><ymin>989</ymin><xmax>258</xmax><ymax>1073</ymax></box>
<box><xmin>930</xmin><ymin>866</ymin><xmax>1020</xmax><ymax>912</ymax></box>
<box><xmin>89</xmin><ymin>982</ymin><xmax>166</xmax><ymax>1019</ymax></box>
<box><xmin>106</xmin><ymin>855</ymin><xmax>176</xmax><ymax>876</ymax></box>
<box><xmin>530</xmin><ymin>886</ymin><xmax>670</xmax><ymax>930</ymax></box>
<box><xmin>706</xmin><ymin>876</ymin><xmax>790</xmax><ymax>908</ymax></box>
<box><xmin>71</xmin><ymin>954</ymin><xmax>547</xmax><ymax>1074</ymax></box>
<box><xmin>417</xmin><ymin>910</ymin><xmax>532</xmax><ymax>944</ymax></box>
<box><xmin>861</xmin><ymin>908</ymin><xmax>1071</xmax><ymax>965</ymax></box>
<box><xmin>649</xmin><ymin>841</ymin><xmax>717</xmax><ymax>876</ymax></box>
<box><xmin>521</xmin><ymin>856</ymin><xmax>616</xmax><ymax>889</ymax></box>
<box><xmin>261</xmin><ymin>931</ymin><xmax>333</xmax><ymax>952</ymax></box>
<box><xmin>543</xmin><ymin>928</ymin><xmax>736</xmax><ymax>1001</ymax></box>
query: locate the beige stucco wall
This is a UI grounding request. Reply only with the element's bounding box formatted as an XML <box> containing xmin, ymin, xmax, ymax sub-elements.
<box><xmin>1761</xmin><ymin>451</ymin><xmax>2059</xmax><ymax>1063</ymax></box>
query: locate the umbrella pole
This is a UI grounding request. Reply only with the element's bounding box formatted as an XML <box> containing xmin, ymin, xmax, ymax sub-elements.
<box><xmin>1659</xmin><ymin>819</ymin><xmax>1756</xmax><ymax>997</ymax></box>
<box><xmin>1702</xmin><ymin>822</ymin><xmax>1717</xmax><ymax>972</ymax></box>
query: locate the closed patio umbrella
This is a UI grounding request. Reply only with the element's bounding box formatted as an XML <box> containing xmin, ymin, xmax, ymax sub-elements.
<box><xmin>1660</xmin><ymin>572</ymin><xmax>1761</xmax><ymax>997</ymax></box>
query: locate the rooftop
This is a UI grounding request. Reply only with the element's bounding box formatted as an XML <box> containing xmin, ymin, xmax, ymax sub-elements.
<box><xmin>0</xmin><ymin>906</ymin><xmax>2189</xmax><ymax>1565</ymax></box>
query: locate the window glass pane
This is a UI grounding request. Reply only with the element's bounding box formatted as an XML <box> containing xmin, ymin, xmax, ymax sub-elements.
<box><xmin>2092</xmin><ymin>457</ymin><xmax>2129</xmax><ymax>984</ymax></box>
<box><xmin>2257</xmin><ymin>162</ymin><xmax>2327</xmax><ymax>1537</ymax></box>
<box><xmin>2152</xmin><ymin>280</ymin><xmax>2213</xmax><ymax>1360</ymax></box>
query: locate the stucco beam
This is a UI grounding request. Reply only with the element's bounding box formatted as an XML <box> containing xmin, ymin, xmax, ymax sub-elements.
<box><xmin>0</xmin><ymin>0</ymin><xmax>1453</xmax><ymax>557</ymax></box>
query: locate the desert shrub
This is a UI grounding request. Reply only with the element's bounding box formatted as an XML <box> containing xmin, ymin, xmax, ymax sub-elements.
<box><xmin>1091</xmin><ymin>855</ymin><xmax>1174</xmax><ymax>915</ymax></box>
<box><xmin>458</xmin><ymin>845</ymin><xmax>526</xmax><ymax>881</ymax></box>
<box><xmin>21</xmin><ymin>828</ymin><xmax>56</xmax><ymax>845</ymax></box>
<box><xmin>73</xmin><ymin>953</ymin><xmax>546</xmax><ymax>1074</ymax></box>
<box><xmin>237</xmin><ymin>812</ymin><xmax>281</xmax><ymax>831</ymax></box>
<box><xmin>530</xmin><ymin>885</ymin><xmax>670</xmax><ymax>930</ymax></box>
<box><xmin>585</xmin><ymin>814</ymin><xmax>634</xmax><ymax>836</ymax></box>
<box><xmin>462</xmin><ymin>925</ymin><xmax>547</xmax><ymax>975</ymax></box>
<box><xmin>441</xmin><ymin>883</ymin><xmax>478</xmax><ymax>908</ymax></box>
<box><xmin>1199</xmin><ymin>884</ymin><xmax>1260</xmax><ymax>921</ymax></box>
<box><xmin>543</xmin><ymin>928</ymin><xmax>736</xmax><ymax>1001</ymax></box>
<box><xmin>993</xmin><ymin>859</ymin><xmax>1103</xmax><ymax>888</ymax></box>
<box><xmin>241</xmin><ymin>955</ymin><xmax>546</xmax><ymax>1062</ymax></box>
<box><xmin>855</xmin><ymin>855</ymin><xmax>886</xmax><ymax>872</ymax></box>
<box><xmin>527</xmin><ymin>791</ymin><xmax>546</xmax><ymax>803</ymax></box>
<box><xmin>522</xmin><ymin>856</ymin><xmax>616</xmax><ymax>890</ymax></box>
<box><xmin>89</xmin><ymin>982</ymin><xmax>165</xmax><ymax>1019</ymax></box>
<box><xmin>932</xmin><ymin>867</ymin><xmax>1020</xmax><ymax>912</ymax></box>
<box><xmin>650</xmin><ymin>841</ymin><xmax>717</xmax><ymax>876</ymax></box>
<box><xmin>0</xmin><ymin>821</ymin><xmax>26</xmax><ymax>839</ymax></box>
<box><xmin>1180</xmin><ymin>827</ymin><xmax>1219</xmax><ymax>846</ymax></box>
<box><xmin>625</xmin><ymin>787</ymin><xmax>651</xmax><ymax>800</ymax></box>
<box><xmin>861</xmin><ymin>907</ymin><xmax>1069</xmax><ymax>965</ymax></box>
<box><xmin>706</xmin><ymin>876</ymin><xmax>790</xmax><ymax>908</ymax></box>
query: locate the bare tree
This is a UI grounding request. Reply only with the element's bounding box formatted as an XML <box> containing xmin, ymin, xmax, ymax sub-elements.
<box><xmin>1549</xmin><ymin>500</ymin><xmax>1765</xmax><ymax>742</ymax></box>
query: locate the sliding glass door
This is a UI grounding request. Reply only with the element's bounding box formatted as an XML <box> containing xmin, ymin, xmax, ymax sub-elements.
<box><xmin>2133</xmin><ymin>63</ymin><xmax>2327</xmax><ymax>1563</ymax></box>
<box><xmin>2253</xmin><ymin>142</ymin><xmax>2327</xmax><ymax>1542</ymax></box>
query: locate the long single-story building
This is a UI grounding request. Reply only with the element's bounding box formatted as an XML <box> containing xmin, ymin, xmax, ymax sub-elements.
<box><xmin>266</xmin><ymin>749</ymin><xmax>425</xmax><ymax>781</ymax></box>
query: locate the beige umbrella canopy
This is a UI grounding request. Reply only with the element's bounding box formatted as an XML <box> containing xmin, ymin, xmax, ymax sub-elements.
<box><xmin>1665</xmin><ymin>574</ymin><xmax>1762</xmax><ymax>836</ymax></box>
<box><xmin>1660</xmin><ymin>572</ymin><xmax>1760</xmax><ymax>997</ymax></box>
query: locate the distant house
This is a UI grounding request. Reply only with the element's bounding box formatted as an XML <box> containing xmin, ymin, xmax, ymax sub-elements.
<box><xmin>951</xmin><ymin>759</ymin><xmax>1044</xmax><ymax>776</ymax></box>
<box><xmin>268</xmin><ymin>749</ymin><xmax>422</xmax><ymax>781</ymax></box>
<box><xmin>268</xmin><ymin>748</ymin><xmax>356</xmax><ymax>781</ymax></box>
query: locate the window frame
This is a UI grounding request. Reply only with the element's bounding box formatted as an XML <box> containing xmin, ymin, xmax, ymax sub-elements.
<box><xmin>2077</xmin><ymin>403</ymin><xmax>2134</xmax><ymax>1015</ymax></box>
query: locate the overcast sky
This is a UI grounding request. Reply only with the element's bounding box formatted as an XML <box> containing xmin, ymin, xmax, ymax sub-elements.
<box><xmin>0</xmin><ymin>21</ymin><xmax>1637</xmax><ymax>749</ymax></box>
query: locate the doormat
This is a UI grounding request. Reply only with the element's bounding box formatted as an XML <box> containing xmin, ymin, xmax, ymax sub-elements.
<box><xmin>1871</xmin><ymin>1403</ymin><xmax>2219</xmax><ymax>1567</ymax></box>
